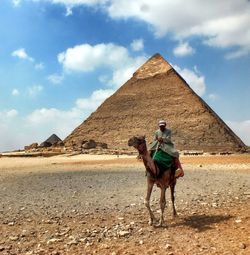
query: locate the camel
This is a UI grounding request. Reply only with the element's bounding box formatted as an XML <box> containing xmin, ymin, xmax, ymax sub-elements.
<box><xmin>128</xmin><ymin>135</ymin><xmax>177</xmax><ymax>227</ymax></box>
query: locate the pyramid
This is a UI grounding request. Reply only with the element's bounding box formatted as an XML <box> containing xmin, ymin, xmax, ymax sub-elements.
<box><xmin>40</xmin><ymin>134</ymin><xmax>62</xmax><ymax>147</ymax></box>
<box><xmin>64</xmin><ymin>53</ymin><xmax>246</xmax><ymax>153</ymax></box>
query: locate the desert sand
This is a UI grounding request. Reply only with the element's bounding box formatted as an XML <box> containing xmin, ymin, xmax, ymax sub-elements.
<box><xmin>0</xmin><ymin>154</ymin><xmax>249</xmax><ymax>255</ymax></box>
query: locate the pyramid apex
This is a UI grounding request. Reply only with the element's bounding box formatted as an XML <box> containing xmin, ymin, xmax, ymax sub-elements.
<box><xmin>133</xmin><ymin>53</ymin><xmax>172</xmax><ymax>79</ymax></box>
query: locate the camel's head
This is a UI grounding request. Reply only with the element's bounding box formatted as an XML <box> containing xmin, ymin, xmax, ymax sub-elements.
<box><xmin>128</xmin><ymin>135</ymin><xmax>146</xmax><ymax>151</ymax></box>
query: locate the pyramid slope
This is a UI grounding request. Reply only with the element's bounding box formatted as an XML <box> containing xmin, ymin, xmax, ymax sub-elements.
<box><xmin>64</xmin><ymin>54</ymin><xmax>246</xmax><ymax>153</ymax></box>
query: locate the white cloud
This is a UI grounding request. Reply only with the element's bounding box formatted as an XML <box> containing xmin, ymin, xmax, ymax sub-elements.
<box><xmin>26</xmin><ymin>89</ymin><xmax>114</xmax><ymax>139</ymax></box>
<box><xmin>12</xmin><ymin>48</ymin><xmax>46</xmax><ymax>69</ymax></box>
<box><xmin>108</xmin><ymin>58</ymin><xmax>144</xmax><ymax>87</ymax></box>
<box><xmin>0</xmin><ymin>87</ymin><xmax>115</xmax><ymax>151</ymax></box>
<box><xmin>12</xmin><ymin>89</ymin><xmax>20</xmax><ymax>96</ymax></box>
<box><xmin>28</xmin><ymin>1</ymin><xmax>250</xmax><ymax>58</ymax></box>
<box><xmin>49</xmin><ymin>0</ymin><xmax>107</xmax><ymax>5</ymax></box>
<box><xmin>226</xmin><ymin>120</ymin><xmax>250</xmax><ymax>146</ymax></box>
<box><xmin>35</xmin><ymin>62</ymin><xmax>45</xmax><ymax>70</ymax></box>
<box><xmin>98</xmin><ymin>74</ymin><xmax>109</xmax><ymax>84</ymax></box>
<box><xmin>58</xmin><ymin>43</ymin><xmax>128</xmax><ymax>72</ymax></box>
<box><xmin>58</xmin><ymin>42</ymin><xmax>146</xmax><ymax>87</ymax></box>
<box><xmin>173</xmin><ymin>65</ymin><xmax>206</xmax><ymax>96</ymax></box>
<box><xmin>0</xmin><ymin>106</ymin><xmax>82</xmax><ymax>152</ymax></box>
<box><xmin>65</xmin><ymin>6</ymin><xmax>73</xmax><ymax>16</ymax></box>
<box><xmin>76</xmin><ymin>89</ymin><xmax>114</xmax><ymax>110</ymax></box>
<box><xmin>12</xmin><ymin>0</ymin><xmax>21</xmax><ymax>7</ymax></box>
<box><xmin>0</xmin><ymin>106</ymin><xmax>80</xmax><ymax>152</ymax></box>
<box><xmin>208</xmin><ymin>93</ymin><xmax>219</xmax><ymax>101</ymax></box>
<box><xmin>173</xmin><ymin>42</ymin><xmax>195</xmax><ymax>57</ymax></box>
<box><xmin>0</xmin><ymin>109</ymin><xmax>20</xmax><ymax>151</ymax></box>
<box><xmin>130</xmin><ymin>39</ymin><xmax>144</xmax><ymax>51</ymax></box>
<box><xmin>12</xmin><ymin>48</ymin><xmax>34</xmax><ymax>62</ymax></box>
<box><xmin>6</xmin><ymin>109</ymin><xmax>18</xmax><ymax>118</ymax></box>
<box><xmin>106</xmin><ymin>0</ymin><xmax>250</xmax><ymax>58</ymax></box>
<box><xmin>0</xmin><ymin>109</ymin><xmax>19</xmax><ymax>118</ymax></box>
<box><xmin>38</xmin><ymin>0</ymin><xmax>108</xmax><ymax>15</ymax></box>
<box><xmin>28</xmin><ymin>85</ymin><xmax>43</xmax><ymax>97</ymax></box>
<box><xmin>47</xmin><ymin>73</ymin><xmax>64</xmax><ymax>84</ymax></box>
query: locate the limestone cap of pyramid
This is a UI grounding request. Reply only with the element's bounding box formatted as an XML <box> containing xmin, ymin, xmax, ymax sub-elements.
<box><xmin>133</xmin><ymin>53</ymin><xmax>173</xmax><ymax>79</ymax></box>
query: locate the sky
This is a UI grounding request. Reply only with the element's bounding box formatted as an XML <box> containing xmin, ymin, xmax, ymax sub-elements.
<box><xmin>0</xmin><ymin>0</ymin><xmax>250</xmax><ymax>152</ymax></box>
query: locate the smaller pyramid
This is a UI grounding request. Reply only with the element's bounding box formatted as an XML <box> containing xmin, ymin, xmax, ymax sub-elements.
<box><xmin>40</xmin><ymin>134</ymin><xmax>62</xmax><ymax>147</ymax></box>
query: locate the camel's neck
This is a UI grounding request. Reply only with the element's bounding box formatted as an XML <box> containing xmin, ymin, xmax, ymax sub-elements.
<box><xmin>139</xmin><ymin>148</ymin><xmax>157</xmax><ymax>176</ymax></box>
<box><xmin>138</xmin><ymin>145</ymin><xmax>150</xmax><ymax>161</ymax></box>
<box><xmin>141</xmin><ymin>150</ymin><xmax>151</xmax><ymax>163</ymax></box>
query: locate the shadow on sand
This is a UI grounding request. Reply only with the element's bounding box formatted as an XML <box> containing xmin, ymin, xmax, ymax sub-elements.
<box><xmin>171</xmin><ymin>214</ymin><xmax>233</xmax><ymax>232</ymax></box>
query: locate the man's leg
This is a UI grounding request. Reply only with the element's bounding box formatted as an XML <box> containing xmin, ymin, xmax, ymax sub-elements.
<box><xmin>174</xmin><ymin>157</ymin><xmax>184</xmax><ymax>177</ymax></box>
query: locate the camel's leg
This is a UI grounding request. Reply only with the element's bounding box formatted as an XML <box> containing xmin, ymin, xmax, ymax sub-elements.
<box><xmin>159</xmin><ymin>187</ymin><xmax>167</xmax><ymax>227</ymax></box>
<box><xmin>170</xmin><ymin>184</ymin><xmax>177</xmax><ymax>217</ymax></box>
<box><xmin>144</xmin><ymin>178</ymin><xmax>156</xmax><ymax>225</ymax></box>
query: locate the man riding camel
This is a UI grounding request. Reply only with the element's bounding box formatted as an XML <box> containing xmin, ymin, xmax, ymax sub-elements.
<box><xmin>148</xmin><ymin>120</ymin><xmax>184</xmax><ymax>178</ymax></box>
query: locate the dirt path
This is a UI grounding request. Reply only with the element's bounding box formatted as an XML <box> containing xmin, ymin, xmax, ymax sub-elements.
<box><xmin>0</xmin><ymin>156</ymin><xmax>249</xmax><ymax>254</ymax></box>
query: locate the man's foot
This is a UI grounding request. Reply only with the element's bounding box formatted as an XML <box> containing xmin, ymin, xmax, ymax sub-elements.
<box><xmin>175</xmin><ymin>168</ymin><xmax>184</xmax><ymax>178</ymax></box>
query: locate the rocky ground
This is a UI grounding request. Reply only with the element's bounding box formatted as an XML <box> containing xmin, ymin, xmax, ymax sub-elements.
<box><xmin>0</xmin><ymin>155</ymin><xmax>249</xmax><ymax>255</ymax></box>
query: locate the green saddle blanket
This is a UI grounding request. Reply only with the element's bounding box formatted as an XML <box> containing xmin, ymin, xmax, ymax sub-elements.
<box><xmin>151</xmin><ymin>149</ymin><xmax>174</xmax><ymax>169</ymax></box>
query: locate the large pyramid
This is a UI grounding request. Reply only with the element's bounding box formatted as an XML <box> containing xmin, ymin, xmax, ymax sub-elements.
<box><xmin>64</xmin><ymin>54</ymin><xmax>246</xmax><ymax>153</ymax></box>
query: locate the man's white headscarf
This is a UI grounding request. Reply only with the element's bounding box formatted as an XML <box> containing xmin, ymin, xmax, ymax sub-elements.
<box><xmin>158</xmin><ymin>120</ymin><xmax>166</xmax><ymax>127</ymax></box>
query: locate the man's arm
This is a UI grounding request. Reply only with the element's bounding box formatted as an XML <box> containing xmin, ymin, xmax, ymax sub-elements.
<box><xmin>154</xmin><ymin>131</ymin><xmax>158</xmax><ymax>141</ymax></box>
<box><xmin>162</xmin><ymin>129</ymin><xmax>172</xmax><ymax>144</ymax></box>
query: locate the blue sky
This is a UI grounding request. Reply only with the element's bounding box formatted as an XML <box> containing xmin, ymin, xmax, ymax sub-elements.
<box><xmin>0</xmin><ymin>0</ymin><xmax>250</xmax><ymax>151</ymax></box>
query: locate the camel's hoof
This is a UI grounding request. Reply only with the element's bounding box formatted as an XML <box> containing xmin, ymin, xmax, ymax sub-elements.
<box><xmin>148</xmin><ymin>221</ymin><xmax>153</xmax><ymax>226</ymax></box>
<box><xmin>148</xmin><ymin>220</ymin><xmax>154</xmax><ymax>226</ymax></box>
<box><xmin>148</xmin><ymin>218</ymin><xmax>157</xmax><ymax>226</ymax></box>
<box><xmin>155</xmin><ymin>222</ymin><xmax>166</xmax><ymax>228</ymax></box>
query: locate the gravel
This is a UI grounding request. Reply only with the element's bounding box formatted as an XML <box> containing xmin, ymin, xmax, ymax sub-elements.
<box><xmin>0</xmin><ymin>163</ymin><xmax>249</xmax><ymax>254</ymax></box>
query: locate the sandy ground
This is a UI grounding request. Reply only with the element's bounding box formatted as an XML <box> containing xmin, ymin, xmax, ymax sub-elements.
<box><xmin>0</xmin><ymin>154</ymin><xmax>250</xmax><ymax>255</ymax></box>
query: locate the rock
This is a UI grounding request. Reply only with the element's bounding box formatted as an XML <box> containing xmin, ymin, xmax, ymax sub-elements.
<box><xmin>67</xmin><ymin>239</ymin><xmax>79</xmax><ymax>246</ymax></box>
<box><xmin>85</xmin><ymin>242</ymin><xmax>93</xmax><ymax>247</ymax></box>
<box><xmin>47</xmin><ymin>238</ymin><xmax>63</xmax><ymax>244</ymax></box>
<box><xmin>165</xmin><ymin>244</ymin><xmax>172</xmax><ymax>249</ymax></box>
<box><xmin>82</xmin><ymin>140</ymin><xmax>97</xmax><ymax>149</ymax></box>
<box><xmin>9</xmin><ymin>236</ymin><xmax>19</xmax><ymax>241</ymax></box>
<box><xmin>20</xmin><ymin>230</ymin><xmax>28</xmax><ymax>237</ymax></box>
<box><xmin>0</xmin><ymin>246</ymin><xmax>5</xmax><ymax>251</ymax></box>
<box><xmin>118</xmin><ymin>231</ymin><xmax>130</xmax><ymax>237</ymax></box>
<box><xmin>79</xmin><ymin>238</ymin><xmax>87</xmax><ymax>243</ymax></box>
<box><xmin>96</xmin><ymin>142</ymin><xmax>108</xmax><ymax>149</ymax></box>
<box><xmin>51</xmin><ymin>251</ymin><xmax>61</xmax><ymax>255</ymax></box>
<box><xmin>58</xmin><ymin>228</ymin><xmax>71</xmax><ymax>236</ymax></box>
<box><xmin>101</xmin><ymin>244</ymin><xmax>110</xmax><ymax>249</ymax></box>
<box><xmin>24</xmin><ymin>143</ymin><xmax>38</xmax><ymax>150</ymax></box>
<box><xmin>239</xmin><ymin>243</ymin><xmax>246</xmax><ymax>249</ymax></box>
<box><xmin>25</xmin><ymin>251</ymin><xmax>34</xmax><ymax>255</ymax></box>
<box><xmin>139</xmin><ymin>240</ymin><xmax>144</xmax><ymax>245</ymax></box>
